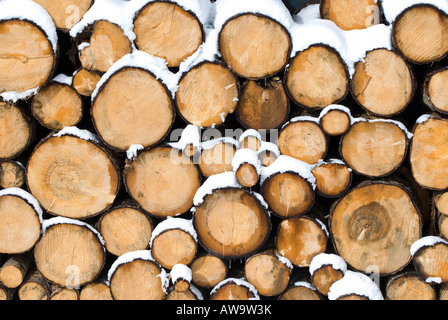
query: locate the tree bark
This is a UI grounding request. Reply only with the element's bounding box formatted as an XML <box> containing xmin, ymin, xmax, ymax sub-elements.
<box><xmin>0</xmin><ymin>252</ymin><xmax>32</xmax><ymax>289</ymax></box>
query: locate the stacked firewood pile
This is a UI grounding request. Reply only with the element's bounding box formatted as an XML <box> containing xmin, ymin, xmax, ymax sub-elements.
<box><xmin>1</xmin><ymin>0</ymin><xmax>448</xmax><ymax>300</ymax></box>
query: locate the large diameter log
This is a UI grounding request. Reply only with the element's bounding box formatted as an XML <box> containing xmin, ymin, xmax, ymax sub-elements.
<box><xmin>0</xmin><ymin>102</ymin><xmax>34</xmax><ymax>160</ymax></box>
<box><xmin>175</xmin><ymin>61</ymin><xmax>239</xmax><ymax>128</ymax></box>
<box><xmin>285</xmin><ymin>44</ymin><xmax>349</xmax><ymax>109</ymax></box>
<box><xmin>423</xmin><ymin>67</ymin><xmax>448</xmax><ymax>114</ymax></box>
<box><xmin>124</xmin><ymin>146</ymin><xmax>201</xmax><ymax>219</ymax></box>
<box><xmin>92</xmin><ymin>66</ymin><xmax>175</xmax><ymax>152</ymax></box>
<box><xmin>27</xmin><ymin>129</ymin><xmax>120</xmax><ymax>219</ymax></box>
<box><xmin>320</xmin><ymin>0</ymin><xmax>380</xmax><ymax>30</ymax></box>
<box><xmin>385</xmin><ymin>272</ymin><xmax>437</xmax><ymax>300</ymax></box>
<box><xmin>340</xmin><ymin>119</ymin><xmax>410</xmax><ymax>178</ymax></box>
<box><xmin>329</xmin><ymin>181</ymin><xmax>422</xmax><ymax>275</ymax></box>
<box><xmin>392</xmin><ymin>4</ymin><xmax>448</xmax><ymax>64</ymax></box>
<box><xmin>351</xmin><ymin>49</ymin><xmax>415</xmax><ymax>117</ymax></box>
<box><xmin>194</xmin><ymin>188</ymin><xmax>271</xmax><ymax>259</ymax></box>
<box><xmin>34</xmin><ymin>218</ymin><xmax>106</xmax><ymax>288</ymax></box>
<box><xmin>219</xmin><ymin>13</ymin><xmax>291</xmax><ymax>79</ymax></box>
<box><xmin>133</xmin><ymin>1</ymin><xmax>204</xmax><ymax>68</ymax></box>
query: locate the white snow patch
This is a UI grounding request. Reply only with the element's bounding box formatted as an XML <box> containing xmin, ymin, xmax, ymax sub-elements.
<box><xmin>0</xmin><ymin>188</ymin><xmax>43</xmax><ymax>224</ymax></box>
<box><xmin>251</xmin><ymin>191</ymin><xmax>269</xmax><ymax>210</ymax></box>
<box><xmin>211</xmin><ymin>277</ymin><xmax>260</xmax><ymax>300</ymax></box>
<box><xmin>239</xmin><ymin>129</ymin><xmax>262</xmax><ymax>144</ymax></box>
<box><xmin>232</xmin><ymin>148</ymin><xmax>262</xmax><ymax>175</ymax></box>
<box><xmin>53</xmin><ymin>126</ymin><xmax>101</xmax><ymax>144</ymax></box>
<box><xmin>168</xmin><ymin>125</ymin><xmax>202</xmax><ymax>152</ymax></box>
<box><xmin>170</xmin><ymin>264</ymin><xmax>192</xmax><ymax>283</ymax></box>
<box><xmin>410</xmin><ymin>236</ymin><xmax>448</xmax><ymax>256</ymax></box>
<box><xmin>381</xmin><ymin>0</ymin><xmax>448</xmax><ymax>23</ymax></box>
<box><xmin>126</xmin><ymin>144</ymin><xmax>144</xmax><ymax>161</ymax></box>
<box><xmin>200</xmin><ymin>137</ymin><xmax>239</xmax><ymax>151</ymax></box>
<box><xmin>193</xmin><ymin>171</ymin><xmax>241</xmax><ymax>206</ymax></box>
<box><xmin>150</xmin><ymin>217</ymin><xmax>197</xmax><ymax>247</ymax></box>
<box><xmin>293</xmin><ymin>3</ymin><xmax>320</xmax><ymax>24</ymax></box>
<box><xmin>292</xmin><ymin>281</ymin><xmax>317</xmax><ymax>291</ymax></box>
<box><xmin>309</xmin><ymin>253</ymin><xmax>347</xmax><ymax>276</ymax></box>
<box><xmin>416</xmin><ymin>114</ymin><xmax>434</xmax><ymax>124</ymax></box>
<box><xmin>77</xmin><ymin>42</ymin><xmax>91</xmax><ymax>51</ymax></box>
<box><xmin>276</xmin><ymin>253</ymin><xmax>293</xmax><ymax>270</ymax></box>
<box><xmin>52</xmin><ymin>74</ymin><xmax>73</xmax><ymax>86</ymax></box>
<box><xmin>318</xmin><ymin>104</ymin><xmax>353</xmax><ymax>121</ymax></box>
<box><xmin>0</xmin><ymin>87</ymin><xmax>40</xmax><ymax>103</ymax></box>
<box><xmin>328</xmin><ymin>270</ymin><xmax>384</xmax><ymax>300</ymax></box>
<box><xmin>257</xmin><ymin>142</ymin><xmax>281</xmax><ymax>158</ymax></box>
<box><xmin>352</xmin><ymin>117</ymin><xmax>413</xmax><ymax>140</ymax></box>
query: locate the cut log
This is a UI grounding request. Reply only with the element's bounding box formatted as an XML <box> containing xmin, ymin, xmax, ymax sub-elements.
<box><xmin>72</xmin><ymin>68</ymin><xmax>102</xmax><ymax>97</ymax></box>
<box><xmin>392</xmin><ymin>4</ymin><xmax>448</xmax><ymax>64</ymax></box>
<box><xmin>351</xmin><ymin>48</ymin><xmax>415</xmax><ymax>117</ymax></box>
<box><xmin>150</xmin><ymin>218</ymin><xmax>198</xmax><ymax>270</ymax></box>
<box><xmin>285</xmin><ymin>44</ymin><xmax>349</xmax><ymax>109</ymax></box>
<box><xmin>435</xmin><ymin>192</ymin><xmax>448</xmax><ymax>240</ymax></box>
<box><xmin>79</xmin><ymin>281</ymin><xmax>113</xmax><ymax>300</ymax></box>
<box><xmin>33</xmin><ymin>0</ymin><xmax>93</xmax><ymax>31</ymax></box>
<box><xmin>329</xmin><ymin>181</ymin><xmax>422</xmax><ymax>276</ymax></box>
<box><xmin>194</xmin><ymin>185</ymin><xmax>271</xmax><ymax>259</ymax></box>
<box><xmin>232</xmin><ymin>148</ymin><xmax>261</xmax><ymax>188</ymax></box>
<box><xmin>218</xmin><ymin>13</ymin><xmax>291</xmax><ymax>79</ymax></box>
<box><xmin>312</xmin><ymin>159</ymin><xmax>352</xmax><ymax>198</ymax></box>
<box><xmin>175</xmin><ymin>61</ymin><xmax>239</xmax><ymax>128</ymax></box>
<box><xmin>385</xmin><ymin>272</ymin><xmax>436</xmax><ymax>300</ymax></box>
<box><xmin>165</xmin><ymin>287</ymin><xmax>202</xmax><ymax>300</ymax></box>
<box><xmin>411</xmin><ymin>236</ymin><xmax>448</xmax><ymax>284</ymax></box>
<box><xmin>34</xmin><ymin>218</ymin><xmax>106</xmax><ymax>288</ymax></box>
<box><xmin>244</xmin><ymin>249</ymin><xmax>292</xmax><ymax>297</ymax></box>
<box><xmin>328</xmin><ymin>270</ymin><xmax>383</xmax><ymax>300</ymax></box>
<box><xmin>0</xmin><ymin>102</ymin><xmax>34</xmax><ymax>160</ymax></box>
<box><xmin>31</xmin><ymin>79</ymin><xmax>83</xmax><ymax>131</ymax></box>
<box><xmin>97</xmin><ymin>202</ymin><xmax>153</xmax><ymax>257</ymax></box>
<box><xmin>279</xmin><ymin>282</ymin><xmax>321</xmax><ymax>300</ymax></box>
<box><xmin>50</xmin><ymin>286</ymin><xmax>79</xmax><ymax>300</ymax></box>
<box><xmin>257</xmin><ymin>142</ymin><xmax>281</xmax><ymax>167</ymax></box>
<box><xmin>199</xmin><ymin>138</ymin><xmax>238</xmax><ymax>178</ymax></box>
<box><xmin>0</xmin><ymin>161</ymin><xmax>26</xmax><ymax>189</ymax></box>
<box><xmin>26</xmin><ymin>128</ymin><xmax>120</xmax><ymax>219</ymax></box>
<box><xmin>423</xmin><ymin>67</ymin><xmax>448</xmax><ymax>115</ymax></box>
<box><xmin>108</xmin><ymin>250</ymin><xmax>168</xmax><ymax>300</ymax></box>
<box><xmin>0</xmin><ymin>283</ymin><xmax>15</xmax><ymax>300</ymax></box>
<box><xmin>275</xmin><ymin>216</ymin><xmax>328</xmax><ymax>267</ymax></box>
<box><xmin>0</xmin><ymin>252</ymin><xmax>32</xmax><ymax>289</ymax></box>
<box><xmin>133</xmin><ymin>1</ymin><xmax>204</xmax><ymax>68</ymax></box>
<box><xmin>0</xmin><ymin>189</ymin><xmax>42</xmax><ymax>254</ymax></box>
<box><xmin>91</xmin><ymin>57</ymin><xmax>175</xmax><ymax>152</ymax></box>
<box><xmin>124</xmin><ymin>146</ymin><xmax>201</xmax><ymax>219</ymax></box>
<box><xmin>17</xmin><ymin>268</ymin><xmax>50</xmax><ymax>300</ymax></box>
<box><xmin>170</xmin><ymin>264</ymin><xmax>192</xmax><ymax>292</ymax></box>
<box><xmin>236</xmin><ymin>78</ymin><xmax>290</xmax><ymax>130</ymax></box>
<box><xmin>320</xmin><ymin>0</ymin><xmax>380</xmax><ymax>30</ymax></box>
<box><xmin>410</xmin><ymin>115</ymin><xmax>448</xmax><ymax>190</ymax></box>
<box><xmin>190</xmin><ymin>253</ymin><xmax>228</xmax><ymax>289</ymax></box>
<box><xmin>340</xmin><ymin>119</ymin><xmax>410</xmax><ymax>178</ymax></box>
<box><xmin>77</xmin><ymin>20</ymin><xmax>132</xmax><ymax>73</ymax></box>
<box><xmin>210</xmin><ymin>278</ymin><xmax>259</xmax><ymax>300</ymax></box>
<box><xmin>309</xmin><ymin>253</ymin><xmax>347</xmax><ymax>296</ymax></box>
<box><xmin>319</xmin><ymin>105</ymin><xmax>352</xmax><ymax>136</ymax></box>
<box><xmin>277</xmin><ymin>117</ymin><xmax>328</xmax><ymax>165</ymax></box>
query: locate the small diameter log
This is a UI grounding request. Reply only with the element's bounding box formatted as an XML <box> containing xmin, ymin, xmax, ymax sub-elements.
<box><xmin>244</xmin><ymin>250</ymin><xmax>292</xmax><ymax>297</ymax></box>
<box><xmin>170</xmin><ymin>264</ymin><xmax>192</xmax><ymax>292</ymax></box>
<box><xmin>340</xmin><ymin>119</ymin><xmax>410</xmax><ymax>178</ymax></box>
<box><xmin>279</xmin><ymin>282</ymin><xmax>321</xmax><ymax>300</ymax></box>
<box><xmin>0</xmin><ymin>283</ymin><xmax>15</xmax><ymax>300</ymax></box>
<box><xmin>0</xmin><ymin>102</ymin><xmax>34</xmax><ymax>160</ymax></box>
<box><xmin>277</xmin><ymin>117</ymin><xmax>328</xmax><ymax>165</ymax></box>
<box><xmin>79</xmin><ymin>281</ymin><xmax>113</xmax><ymax>300</ymax></box>
<box><xmin>236</xmin><ymin>78</ymin><xmax>290</xmax><ymax>130</ymax></box>
<box><xmin>124</xmin><ymin>146</ymin><xmax>201</xmax><ymax>219</ymax></box>
<box><xmin>0</xmin><ymin>252</ymin><xmax>32</xmax><ymax>288</ymax></box>
<box><xmin>150</xmin><ymin>218</ymin><xmax>198</xmax><ymax>270</ymax></box>
<box><xmin>18</xmin><ymin>268</ymin><xmax>50</xmax><ymax>300</ymax></box>
<box><xmin>423</xmin><ymin>67</ymin><xmax>448</xmax><ymax>114</ymax></box>
<box><xmin>165</xmin><ymin>286</ymin><xmax>202</xmax><ymax>300</ymax></box>
<box><xmin>385</xmin><ymin>272</ymin><xmax>436</xmax><ymax>300</ymax></box>
<box><xmin>0</xmin><ymin>189</ymin><xmax>42</xmax><ymax>254</ymax></box>
<box><xmin>319</xmin><ymin>105</ymin><xmax>352</xmax><ymax>136</ymax></box>
<box><xmin>0</xmin><ymin>161</ymin><xmax>26</xmax><ymax>189</ymax></box>
<box><xmin>133</xmin><ymin>1</ymin><xmax>204</xmax><ymax>68</ymax></box>
<box><xmin>392</xmin><ymin>4</ymin><xmax>448</xmax><ymax>64</ymax></box>
<box><xmin>410</xmin><ymin>115</ymin><xmax>448</xmax><ymax>190</ymax></box>
<box><xmin>210</xmin><ymin>278</ymin><xmax>259</xmax><ymax>300</ymax></box>
<box><xmin>218</xmin><ymin>13</ymin><xmax>291</xmax><ymax>79</ymax></box>
<box><xmin>239</xmin><ymin>130</ymin><xmax>262</xmax><ymax>151</ymax></box>
<box><xmin>72</xmin><ymin>68</ymin><xmax>102</xmax><ymax>97</ymax></box>
<box><xmin>351</xmin><ymin>49</ymin><xmax>415</xmax><ymax>117</ymax></box>
<box><xmin>232</xmin><ymin>148</ymin><xmax>261</xmax><ymax>188</ymax></box>
<box><xmin>199</xmin><ymin>138</ymin><xmax>238</xmax><ymax>178</ymax></box>
<box><xmin>329</xmin><ymin>181</ymin><xmax>422</xmax><ymax>276</ymax></box>
<box><xmin>411</xmin><ymin>236</ymin><xmax>448</xmax><ymax>284</ymax></box>
<box><xmin>275</xmin><ymin>216</ymin><xmax>328</xmax><ymax>267</ymax></box>
<box><xmin>260</xmin><ymin>155</ymin><xmax>316</xmax><ymax>219</ymax></box>
<box><xmin>194</xmin><ymin>182</ymin><xmax>271</xmax><ymax>259</ymax></box>
<box><xmin>312</xmin><ymin>159</ymin><xmax>352</xmax><ymax>198</ymax></box>
<box><xmin>33</xmin><ymin>0</ymin><xmax>93</xmax><ymax>31</ymax></box>
<box><xmin>257</xmin><ymin>142</ymin><xmax>281</xmax><ymax>167</ymax></box>
<box><xmin>92</xmin><ymin>61</ymin><xmax>175</xmax><ymax>152</ymax></box>
<box><xmin>78</xmin><ymin>20</ymin><xmax>132</xmax><ymax>73</ymax></box>
<box><xmin>108</xmin><ymin>250</ymin><xmax>168</xmax><ymax>300</ymax></box>
<box><xmin>31</xmin><ymin>78</ymin><xmax>83</xmax><ymax>130</ymax></box>
<box><xmin>34</xmin><ymin>218</ymin><xmax>106</xmax><ymax>288</ymax></box>
<box><xmin>320</xmin><ymin>0</ymin><xmax>380</xmax><ymax>30</ymax></box>
<box><xmin>175</xmin><ymin>61</ymin><xmax>239</xmax><ymax>128</ymax></box>
<box><xmin>309</xmin><ymin>253</ymin><xmax>347</xmax><ymax>296</ymax></box>
<box><xmin>285</xmin><ymin>44</ymin><xmax>349</xmax><ymax>109</ymax></box>
<box><xmin>27</xmin><ymin>129</ymin><xmax>120</xmax><ymax>219</ymax></box>
<box><xmin>190</xmin><ymin>253</ymin><xmax>228</xmax><ymax>289</ymax></box>
<box><xmin>50</xmin><ymin>286</ymin><xmax>79</xmax><ymax>300</ymax></box>
<box><xmin>328</xmin><ymin>270</ymin><xmax>383</xmax><ymax>300</ymax></box>
<box><xmin>97</xmin><ymin>202</ymin><xmax>153</xmax><ymax>257</ymax></box>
